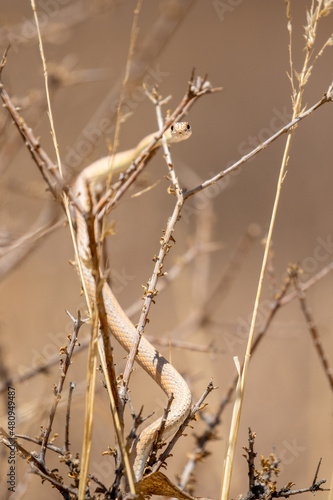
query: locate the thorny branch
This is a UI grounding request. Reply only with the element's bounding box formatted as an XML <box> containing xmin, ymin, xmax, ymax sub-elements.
<box><xmin>183</xmin><ymin>80</ymin><xmax>333</xmax><ymax>200</ymax></box>
<box><xmin>290</xmin><ymin>267</ymin><xmax>333</xmax><ymax>392</ymax></box>
<box><xmin>0</xmin><ymin>242</ymin><xmax>222</xmax><ymax>394</ymax></box>
<box><xmin>146</xmin><ymin>394</ymin><xmax>175</xmax><ymax>471</ymax></box>
<box><xmin>0</xmin><ymin>427</ymin><xmax>78</xmax><ymax>497</ymax></box>
<box><xmin>168</xmin><ymin>225</ymin><xmax>260</xmax><ymax>344</ymax></box>
<box><xmin>94</xmin><ymin>72</ymin><xmax>221</xmax><ymax>219</ymax></box>
<box><xmin>39</xmin><ymin>311</ymin><xmax>84</xmax><ymax>464</ymax></box>
<box><xmin>65</xmin><ymin>380</ymin><xmax>76</xmax><ymax>453</ymax></box>
<box><xmin>119</xmin><ymin>77</ymin><xmax>219</xmax><ymax>403</ymax></box>
<box><xmin>120</xmin><ymin>200</ymin><xmax>183</xmax><ymax>403</ymax></box>
<box><xmin>177</xmin><ymin>261</ymin><xmax>333</xmax><ymax>489</ymax></box>
<box><xmin>178</xmin><ymin>270</ymin><xmax>295</xmax><ymax>489</ymax></box>
<box><xmin>0</xmin><ymin>49</ymin><xmax>85</xmax><ymax>215</ymax></box>
<box><xmin>240</xmin><ymin>429</ymin><xmax>327</xmax><ymax>499</ymax></box>
<box><xmin>14</xmin><ymin>431</ymin><xmax>109</xmax><ymax>495</ymax></box>
<box><xmin>151</xmin><ymin>380</ymin><xmax>215</xmax><ymax>475</ymax></box>
<box><xmin>149</xmin><ymin>90</ymin><xmax>183</xmax><ymax>196</ymax></box>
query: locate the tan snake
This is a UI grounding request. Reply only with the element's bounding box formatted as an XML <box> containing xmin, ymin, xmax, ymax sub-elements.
<box><xmin>73</xmin><ymin>122</ymin><xmax>192</xmax><ymax>481</ymax></box>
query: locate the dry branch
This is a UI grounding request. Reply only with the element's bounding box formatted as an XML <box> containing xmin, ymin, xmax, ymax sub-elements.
<box><xmin>39</xmin><ymin>311</ymin><xmax>84</xmax><ymax>464</ymax></box>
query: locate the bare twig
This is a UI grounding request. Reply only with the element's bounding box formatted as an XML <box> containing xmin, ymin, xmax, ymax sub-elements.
<box><xmin>161</xmin><ymin>225</ymin><xmax>260</xmax><ymax>349</ymax></box>
<box><xmin>0</xmin><ymin>243</ymin><xmax>222</xmax><ymax>396</ymax></box>
<box><xmin>0</xmin><ymin>53</ymin><xmax>84</xmax><ymax>214</ymax></box>
<box><xmin>65</xmin><ymin>380</ymin><xmax>76</xmax><ymax>453</ymax></box>
<box><xmin>119</xmin><ymin>77</ymin><xmax>219</xmax><ymax>401</ymax></box>
<box><xmin>124</xmin><ymin>241</ymin><xmax>222</xmax><ymax>319</ymax></box>
<box><xmin>0</xmin><ymin>204</ymin><xmax>62</xmax><ymax>281</ymax></box>
<box><xmin>0</xmin><ymin>428</ymin><xmax>78</xmax><ymax>497</ymax></box>
<box><xmin>179</xmin><ymin>268</ymin><xmax>295</xmax><ymax>490</ymax></box>
<box><xmin>121</xmin><ymin>198</ymin><xmax>184</xmax><ymax>402</ymax></box>
<box><xmin>184</xmin><ymin>84</ymin><xmax>333</xmax><ymax>201</ymax></box>
<box><xmin>281</xmin><ymin>260</ymin><xmax>333</xmax><ymax>305</ymax></box>
<box><xmin>15</xmin><ymin>431</ymin><xmax>108</xmax><ymax>494</ymax></box>
<box><xmin>247</xmin><ymin>428</ymin><xmax>256</xmax><ymax>491</ymax></box>
<box><xmin>151</xmin><ymin>380</ymin><xmax>215</xmax><ymax>475</ymax></box>
<box><xmin>146</xmin><ymin>394</ymin><xmax>175</xmax><ymax>471</ymax></box>
<box><xmin>240</xmin><ymin>430</ymin><xmax>327</xmax><ymax>499</ymax></box>
<box><xmin>39</xmin><ymin>311</ymin><xmax>83</xmax><ymax>464</ymax></box>
<box><xmin>94</xmin><ymin>74</ymin><xmax>221</xmax><ymax>219</ymax></box>
<box><xmin>149</xmin><ymin>89</ymin><xmax>182</xmax><ymax>196</ymax></box>
<box><xmin>147</xmin><ymin>337</ymin><xmax>221</xmax><ymax>355</ymax></box>
<box><xmin>0</xmin><ymin>334</ymin><xmax>88</xmax><ymax>394</ymax></box>
<box><xmin>220</xmin><ymin>5</ymin><xmax>333</xmax><ymax>491</ymax></box>
<box><xmin>292</xmin><ymin>270</ymin><xmax>333</xmax><ymax>392</ymax></box>
<box><xmin>16</xmin><ymin>433</ymin><xmax>64</xmax><ymax>454</ymax></box>
<box><xmin>275</xmin><ymin>479</ymin><xmax>327</xmax><ymax>497</ymax></box>
<box><xmin>179</xmin><ymin>255</ymin><xmax>333</xmax><ymax>491</ymax></box>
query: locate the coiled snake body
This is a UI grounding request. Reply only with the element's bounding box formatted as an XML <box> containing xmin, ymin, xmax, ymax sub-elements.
<box><xmin>74</xmin><ymin>123</ymin><xmax>192</xmax><ymax>481</ymax></box>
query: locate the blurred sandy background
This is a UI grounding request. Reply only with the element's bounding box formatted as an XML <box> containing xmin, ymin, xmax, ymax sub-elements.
<box><xmin>0</xmin><ymin>1</ymin><xmax>332</xmax><ymax>499</ymax></box>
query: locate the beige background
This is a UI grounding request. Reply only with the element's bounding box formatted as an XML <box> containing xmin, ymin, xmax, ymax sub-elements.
<box><xmin>0</xmin><ymin>1</ymin><xmax>332</xmax><ymax>499</ymax></box>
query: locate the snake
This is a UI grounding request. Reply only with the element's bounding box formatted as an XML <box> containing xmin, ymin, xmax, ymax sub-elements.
<box><xmin>73</xmin><ymin>122</ymin><xmax>192</xmax><ymax>481</ymax></box>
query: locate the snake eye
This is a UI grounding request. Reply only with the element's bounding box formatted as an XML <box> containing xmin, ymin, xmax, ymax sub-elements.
<box><xmin>171</xmin><ymin>125</ymin><xmax>174</xmax><ymax>132</ymax></box>
<box><xmin>186</xmin><ymin>124</ymin><xmax>191</xmax><ymax>131</ymax></box>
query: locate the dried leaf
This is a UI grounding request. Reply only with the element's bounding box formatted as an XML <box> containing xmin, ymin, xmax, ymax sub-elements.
<box><xmin>136</xmin><ymin>471</ymin><xmax>212</xmax><ymax>500</ymax></box>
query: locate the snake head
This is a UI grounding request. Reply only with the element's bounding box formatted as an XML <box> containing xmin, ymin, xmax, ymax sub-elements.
<box><xmin>170</xmin><ymin>122</ymin><xmax>192</xmax><ymax>143</ymax></box>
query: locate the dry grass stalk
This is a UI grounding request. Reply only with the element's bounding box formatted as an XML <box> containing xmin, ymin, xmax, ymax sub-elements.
<box><xmin>220</xmin><ymin>3</ymin><xmax>333</xmax><ymax>499</ymax></box>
